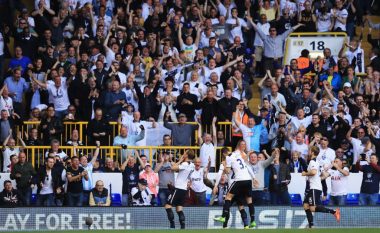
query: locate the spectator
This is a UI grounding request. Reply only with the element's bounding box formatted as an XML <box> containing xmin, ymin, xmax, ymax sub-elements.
<box><xmin>89</xmin><ymin>180</ymin><xmax>111</xmax><ymax>207</ymax></box>
<box><xmin>269</xmin><ymin>150</ymin><xmax>291</xmax><ymax>205</ymax></box>
<box><xmin>355</xmin><ymin>154</ymin><xmax>380</xmax><ymax>205</ymax></box>
<box><xmin>39</xmin><ymin>106</ymin><xmax>63</xmax><ymax>145</ymax></box>
<box><xmin>77</xmin><ymin>141</ymin><xmax>100</xmax><ymax>206</ymax></box>
<box><xmin>120</xmin><ymin>154</ymin><xmax>144</xmax><ymax>206</ymax></box>
<box><xmin>288</xmin><ymin>151</ymin><xmax>308</xmax><ymax>173</ymax></box>
<box><xmin>113</xmin><ymin>125</ymin><xmax>145</xmax><ymax>161</ymax></box>
<box><xmin>121</xmin><ymin>111</ymin><xmax>156</xmax><ymax>147</ymax></box>
<box><xmin>66</xmin><ymin>129</ymin><xmax>84</xmax><ymax>146</ymax></box>
<box><xmin>154</xmin><ymin>151</ymin><xmax>175</xmax><ymax>206</ymax></box>
<box><xmin>8</xmin><ymin>46</ymin><xmax>31</xmax><ymax>74</ymax></box>
<box><xmin>2</xmin><ymin>130</ymin><xmax>25</xmax><ymax>172</ymax></box>
<box><xmin>233</xmin><ymin>115</ymin><xmax>268</xmax><ymax>152</ymax></box>
<box><xmin>247</xmin><ymin>16</ymin><xmax>303</xmax><ymax>73</ymax></box>
<box><xmin>44</xmin><ymin>139</ymin><xmax>67</xmax><ymax>160</ymax></box>
<box><xmin>321</xmin><ymin>158</ymin><xmax>350</xmax><ymax>206</ymax></box>
<box><xmin>139</xmin><ymin>163</ymin><xmax>159</xmax><ymax>203</ymax></box>
<box><xmin>104</xmin><ymin>80</ymin><xmax>127</xmax><ymax>121</ymax></box>
<box><xmin>4</xmin><ymin>68</ymin><xmax>29</xmax><ymax>118</ymax></box>
<box><xmin>31</xmin><ymin>72</ymin><xmax>71</xmax><ymax>119</ymax></box>
<box><xmin>176</xmin><ymin>82</ymin><xmax>198</xmax><ymax>120</ymax></box>
<box><xmin>87</xmin><ymin>108</ymin><xmax>111</xmax><ymax>146</ymax></box>
<box><xmin>133</xmin><ymin>79</ymin><xmax>160</xmax><ymax>120</ymax></box>
<box><xmin>288</xmin><ymin>132</ymin><xmax>309</xmax><ymax>160</ymax></box>
<box><xmin>103</xmin><ymin>157</ymin><xmax>121</xmax><ymax>173</ymax></box>
<box><xmin>10</xmin><ymin>152</ymin><xmax>36</xmax><ymax>206</ymax></box>
<box><xmin>131</xmin><ymin>178</ymin><xmax>154</xmax><ymax>206</ymax></box>
<box><xmin>188</xmin><ymin>158</ymin><xmax>208</xmax><ymax>206</ymax></box>
<box><xmin>198</xmin><ymin>117</ymin><xmax>217</xmax><ymax>172</ymax></box>
<box><xmin>0</xmin><ymin>180</ymin><xmax>21</xmax><ymax>207</ymax></box>
<box><xmin>248</xmin><ymin>150</ymin><xmax>275</xmax><ymax>205</ymax></box>
<box><xmin>35</xmin><ymin>156</ymin><xmax>61</xmax><ymax>207</ymax></box>
<box><xmin>331</xmin><ymin>0</ymin><xmax>348</xmax><ymax>32</ymax></box>
<box><xmin>66</xmin><ymin>156</ymin><xmax>89</xmax><ymax>207</ymax></box>
<box><xmin>164</xmin><ymin>113</ymin><xmax>198</xmax><ymax>146</ymax></box>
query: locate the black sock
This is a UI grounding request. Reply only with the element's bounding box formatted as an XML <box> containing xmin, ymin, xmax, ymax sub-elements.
<box><xmin>248</xmin><ymin>203</ymin><xmax>255</xmax><ymax>222</ymax></box>
<box><xmin>316</xmin><ymin>205</ymin><xmax>336</xmax><ymax>214</ymax></box>
<box><xmin>166</xmin><ymin>208</ymin><xmax>175</xmax><ymax>228</ymax></box>
<box><xmin>222</xmin><ymin>200</ymin><xmax>232</xmax><ymax>218</ymax></box>
<box><xmin>239</xmin><ymin>209</ymin><xmax>248</xmax><ymax>227</ymax></box>
<box><xmin>177</xmin><ymin>211</ymin><xmax>185</xmax><ymax>229</ymax></box>
<box><xmin>223</xmin><ymin>212</ymin><xmax>230</xmax><ymax>228</ymax></box>
<box><xmin>305</xmin><ymin>209</ymin><xmax>313</xmax><ymax>227</ymax></box>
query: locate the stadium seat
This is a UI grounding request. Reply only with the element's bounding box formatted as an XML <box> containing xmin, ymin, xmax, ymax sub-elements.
<box><xmin>206</xmin><ymin>193</ymin><xmax>211</xmax><ymax>205</ymax></box>
<box><xmin>289</xmin><ymin>194</ymin><xmax>302</xmax><ymax>206</ymax></box>
<box><xmin>111</xmin><ymin>193</ymin><xmax>122</xmax><ymax>206</ymax></box>
<box><xmin>346</xmin><ymin>193</ymin><xmax>359</xmax><ymax>206</ymax></box>
<box><xmin>30</xmin><ymin>194</ymin><xmax>37</xmax><ymax>205</ymax></box>
<box><xmin>377</xmin><ymin>194</ymin><xmax>380</xmax><ymax>205</ymax></box>
<box><xmin>322</xmin><ymin>195</ymin><xmax>330</xmax><ymax>206</ymax></box>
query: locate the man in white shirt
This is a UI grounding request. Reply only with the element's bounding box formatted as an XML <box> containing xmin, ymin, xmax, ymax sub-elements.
<box><xmin>203</xmin><ymin>55</ymin><xmax>243</xmax><ymax>83</ymax></box>
<box><xmin>198</xmin><ymin>117</ymin><xmax>217</xmax><ymax>172</ymax></box>
<box><xmin>322</xmin><ymin>158</ymin><xmax>349</xmax><ymax>206</ymax></box>
<box><xmin>290</xmin><ymin>132</ymin><xmax>309</xmax><ymax>160</ymax></box>
<box><xmin>189</xmin><ymin>158</ymin><xmax>208</xmax><ymax>205</ymax></box>
<box><xmin>265</xmin><ymin>84</ymin><xmax>287</xmax><ymax>112</ymax></box>
<box><xmin>290</xmin><ymin>108</ymin><xmax>312</xmax><ymax>131</ymax></box>
<box><xmin>31</xmin><ymin>74</ymin><xmax>70</xmax><ymax>119</ymax></box>
<box><xmin>317</xmin><ymin>136</ymin><xmax>336</xmax><ymax>170</ymax></box>
<box><xmin>302</xmin><ymin>146</ymin><xmax>340</xmax><ymax>229</ymax></box>
<box><xmin>226</xmin><ymin>8</ymin><xmax>248</xmax><ymax>44</ymax></box>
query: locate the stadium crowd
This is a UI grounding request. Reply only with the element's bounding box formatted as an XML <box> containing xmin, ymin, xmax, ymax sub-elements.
<box><xmin>0</xmin><ymin>0</ymin><xmax>380</xmax><ymax>208</ymax></box>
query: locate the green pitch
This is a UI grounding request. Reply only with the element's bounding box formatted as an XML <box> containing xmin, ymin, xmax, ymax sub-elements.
<box><xmin>3</xmin><ymin>229</ymin><xmax>379</xmax><ymax>233</ymax></box>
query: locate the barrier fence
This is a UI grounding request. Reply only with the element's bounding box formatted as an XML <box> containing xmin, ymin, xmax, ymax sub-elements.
<box><xmin>0</xmin><ymin>206</ymin><xmax>378</xmax><ymax>230</ymax></box>
<box><xmin>16</xmin><ymin>121</ymin><xmax>233</xmax><ymax>146</ymax></box>
<box><xmin>10</xmin><ymin>146</ymin><xmax>230</xmax><ymax>169</ymax></box>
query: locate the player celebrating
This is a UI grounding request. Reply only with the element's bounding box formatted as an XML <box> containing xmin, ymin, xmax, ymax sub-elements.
<box><xmin>164</xmin><ymin>150</ymin><xmax>195</xmax><ymax>229</ymax></box>
<box><xmin>214</xmin><ymin>140</ymin><xmax>257</xmax><ymax>229</ymax></box>
<box><xmin>302</xmin><ymin>146</ymin><xmax>340</xmax><ymax>228</ymax></box>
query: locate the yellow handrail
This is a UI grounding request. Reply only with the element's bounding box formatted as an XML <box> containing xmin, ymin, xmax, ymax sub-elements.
<box><xmin>5</xmin><ymin>146</ymin><xmax>231</xmax><ymax>169</ymax></box>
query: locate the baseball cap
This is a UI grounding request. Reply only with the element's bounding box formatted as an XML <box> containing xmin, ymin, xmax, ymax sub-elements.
<box><xmin>178</xmin><ymin>113</ymin><xmax>186</xmax><ymax>118</ymax></box>
<box><xmin>343</xmin><ymin>82</ymin><xmax>352</xmax><ymax>88</ymax></box>
<box><xmin>145</xmin><ymin>163</ymin><xmax>151</xmax><ymax>167</ymax></box>
<box><xmin>138</xmin><ymin>178</ymin><xmax>148</xmax><ymax>185</ymax></box>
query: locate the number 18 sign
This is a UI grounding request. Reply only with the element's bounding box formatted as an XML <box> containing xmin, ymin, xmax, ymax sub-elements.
<box><xmin>283</xmin><ymin>32</ymin><xmax>348</xmax><ymax>65</ymax></box>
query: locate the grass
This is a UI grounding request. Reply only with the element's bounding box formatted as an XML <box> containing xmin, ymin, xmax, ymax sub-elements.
<box><xmin>4</xmin><ymin>229</ymin><xmax>379</xmax><ymax>233</ymax></box>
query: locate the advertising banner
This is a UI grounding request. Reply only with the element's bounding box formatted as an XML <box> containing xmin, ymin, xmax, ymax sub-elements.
<box><xmin>0</xmin><ymin>207</ymin><xmax>379</xmax><ymax>231</ymax></box>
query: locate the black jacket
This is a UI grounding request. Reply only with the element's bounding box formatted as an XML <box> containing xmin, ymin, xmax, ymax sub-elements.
<box><xmin>134</xmin><ymin>81</ymin><xmax>160</xmax><ymax>120</ymax></box>
<box><xmin>39</xmin><ymin>116</ymin><xmax>63</xmax><ymax>144</ymax></box>
<box><xmin>176</xmin><ymin>92</ymin><xmax>198</xmax><ymax>120</ymax></box>
<box><xmin>35</xmin><ymin>165</ymin><xmax>63</xmax><ymax>194</ymax></box>
<box><xmin>269</xmin><ymin>163</ymin><xmax>291</xmax><ymax>192</ymax></box>
<box><xmin>217</xmin><ymin>97</ymin><xmax>239</xmax><ymax>121</ymax></box>
<box><xmin>0</xmin><ymin>189</ymin><xmax>21</xmax><ymax>207</ymax></box>
<box><xmin>288</xmin><ymin>158</ymin><xmax>308</xmax><ymax>173</ymax></box>
<box><xmin>87</xmin><ymin>118</ymin><xmax>111</xmax><ymax>145</ymax></box>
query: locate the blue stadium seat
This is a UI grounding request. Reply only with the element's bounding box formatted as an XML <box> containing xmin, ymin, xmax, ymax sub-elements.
<box><xmin>289</xmin><ymin>194</ymin><xmax>302</xmax><ymax>206</ymax></box>
<box><xmin>377</xmin><ymin>194</ymin><xmax>380</xmax><ymax>205</ymax></box>
<box><xmin>31</xmin><ymin>194</ymin><xmax>37</xmax><ymax>205</ymax></box>
<box><xmin>206</xmin><ymin>193</ymin><xmax>211</xmax><ymax>205</ymax></box>
<box><xmin>322</xmin><ymin>195</ymin><xmax>330</xmax><ymax>205</ymax></box>
<box><xmin>111</xmin><ymin>193</ymin><xmax>122</xmax><ymax>206</ymax></box>
<box><xmin>346</xmin><ymin>193</ymin><xmax>359</xmax><ymax>206</ymax></box>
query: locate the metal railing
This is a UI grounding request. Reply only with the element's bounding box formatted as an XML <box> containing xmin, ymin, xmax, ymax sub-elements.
<box><xmin>17</xmin><ymin>121</ymin><xmax>233</xmax><ymax>146</ymax></box>
<box><xmin>14</xmin><ymin>146</ymin><xmax>231</xmax><ymax>169</ymax></box>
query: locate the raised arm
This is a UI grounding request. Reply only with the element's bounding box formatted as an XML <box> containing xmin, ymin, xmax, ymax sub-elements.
<box><xmin>90</xmin><ymin>141</ymin><xmax>101</xmax><ymax>165</ymax></box>
<box><xmin>31</xmin><ymin>75</ymin><xmax>47</xmax><ymax>89</ymax></box>
<box><xmin>222</xmin><ymin>55</ymin><xmax>243</xmax><ymax>71</ymax></box>
<box><xmin>178</xmin><ymin>23</ymin><xmax>184</xmax><ymax>49</ymax></box>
